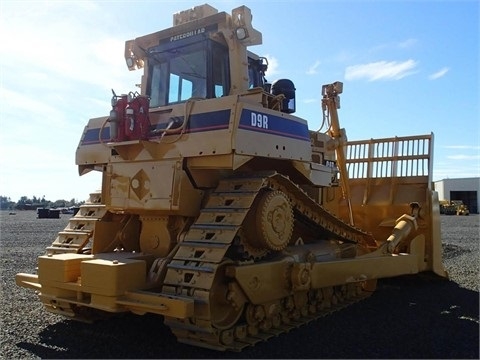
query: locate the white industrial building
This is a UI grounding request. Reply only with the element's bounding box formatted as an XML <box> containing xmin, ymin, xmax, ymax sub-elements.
<box><xmin>433</xmin><ymin>177</ymin><xmax>480</xmax><ymax>214</ymax></box>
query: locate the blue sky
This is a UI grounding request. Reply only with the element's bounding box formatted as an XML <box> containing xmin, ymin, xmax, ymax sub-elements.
<box><xmin>0</xmin><ymin>0</ymin><xmax>478</xmax><ymax>202</ymax></box>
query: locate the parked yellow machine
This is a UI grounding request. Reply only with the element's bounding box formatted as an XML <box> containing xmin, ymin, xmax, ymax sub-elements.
<box><xmin>451</xmin><ymin>200</ymin><xmax>470</xmax><ymax>215</ymax></box>
<box><xmin>16</xmin><ymin>4</ymin><xmax>447</xmax><ymax>351</ymax></box>
<box><xmin>439</xmin><ymin>200</ymin><xmax>457</xmax><ymax>215</ymax></box>
<box><xmin>439</xmin><ymin>200</ymin><xmax>469</xmax><ymax>215</ymax></box>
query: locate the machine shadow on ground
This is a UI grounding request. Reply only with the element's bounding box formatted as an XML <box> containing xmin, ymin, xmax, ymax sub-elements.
<box><xmin>17</xmin><ymin>274</ymin><xmax>479</xmax><ymax>359</ymax></box>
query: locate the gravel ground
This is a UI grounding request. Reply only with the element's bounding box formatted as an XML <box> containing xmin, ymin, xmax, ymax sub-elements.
<box><xmin>1</xmin><ymin>210</ymin><xmax>478</xmax><ymax>359</ymax></box>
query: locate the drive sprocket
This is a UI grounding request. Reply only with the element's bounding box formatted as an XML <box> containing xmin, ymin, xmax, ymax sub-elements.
<box><xmin>244</xmin><ymin>189</ymin><xmax>294</xmax><ymax>252</ymax></box>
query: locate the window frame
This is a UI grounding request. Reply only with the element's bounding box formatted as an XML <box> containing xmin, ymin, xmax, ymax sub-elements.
<box><xmin>146</xmin><ymin>38</ymin><xmax>230</xmax><ymax>107</ymax></box>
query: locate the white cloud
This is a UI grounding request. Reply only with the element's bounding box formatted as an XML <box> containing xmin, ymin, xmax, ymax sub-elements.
<box><xmin>433</xmin><ymin>165</ymin><xmax>480</xmax><ymax>181</ymax></box>
<box><xmin>447</xmin><ymin>154</ymin><xmax>480</xmax><ymax>160</ymax></box>
<box><xmin>444</xmin><ymin>145</ymin><xmax>480</xmax><ymax>149</ymax></box>
<box><xmin>0</xmin><ymin>2</ymin><xmax>127</xmax><ymax>201</ymax></box>
<box><xmin>306</xmin><ymin>60</ymin><xmax>321</xmax><ymax>75</ymax></box>
<box><xmin>345</xmin><ymin>60</ymin><xmax>418</xmax><ymax>81</ymax></box>
<box><xmin>0</xmin><ymin>1</ymin><xmax>138</xmax><ymax>95</ymax></box>
<box><xmin>397</xmin><ymin>38</ymin><xmax>418</xmax><ymax>49</ymax></box>
<box><xmin>369</xmin><ymin>38</ymin><xmax>418</xmax><ymax>54</ymax></box>
<box><xmin>264</xmin><ymin>54</ymin><xmax>279</xmax><ymax>76</ymax></box>
<box><xmin>429</xmin><ymin>67</ymin><xmax>449</xmax><ymax>80</ymax></box>
<box><xmin>435</xmin><ymin>146</ymin><xmax>480</xmax><ymax>178</ymax></box>
<box><xmin>0</xmin><ymin>87</ymin><xmax>67</xmax><ymax>128</ymax></box>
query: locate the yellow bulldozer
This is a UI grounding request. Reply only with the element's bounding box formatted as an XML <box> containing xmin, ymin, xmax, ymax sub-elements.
<box><xmin>440</xmin><ymin>200</ymin><xmax>469</xmax><ymax>215</ymax></box>
<box><xmin>16</xmin><ymin>4</ymin><xmax>447</xmax><ymax>351</ymax></box>
<box><xmin>451</xmin><ymin>200</ymin><xmax>470</xmax><ymax>215</ymax></box>
<box><xmin>439</xmin><ymin>200</ymin><xmax>457</xmax><ymax>215</ymax></box>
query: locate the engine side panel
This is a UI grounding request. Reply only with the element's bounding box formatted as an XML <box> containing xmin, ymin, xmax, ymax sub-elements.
<box><xmin>234</xmin><ymin>103</ymin><xmax>311</xmax><ymax>161</ymax></box>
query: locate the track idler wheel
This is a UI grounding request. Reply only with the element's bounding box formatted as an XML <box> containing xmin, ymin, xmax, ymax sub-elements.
<box><xmin>245</xmin><ymin>190</ymin><xmax>294</xmax><ymax>252</ymax></box>
<box><xmin>210</xmin><ymin>262</ymin><xmax>245</xmax><ymax>330</ymax></box>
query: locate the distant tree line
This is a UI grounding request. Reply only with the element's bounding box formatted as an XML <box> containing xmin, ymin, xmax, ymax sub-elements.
<box><xmin>0</xmin><ymin>195</ymin><xmax>85</xmax><ymax>211</ymax></box>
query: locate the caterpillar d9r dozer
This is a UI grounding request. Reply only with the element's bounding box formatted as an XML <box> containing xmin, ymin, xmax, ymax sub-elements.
<box><xmin>16</xmin><ymin>4</ymin><xmax>447</xmax><ymax>351</ymax></box>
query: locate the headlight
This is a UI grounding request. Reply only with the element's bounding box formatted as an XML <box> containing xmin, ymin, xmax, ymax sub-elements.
<box><xmin>126</xmin><ymin>57</ymin><xmax>135</xmax><ymax>68</ymax></box>
<box><xmin>235</xmin><ymin>27</ymin><xmax>248</xmax><ymax>40</ymax></box>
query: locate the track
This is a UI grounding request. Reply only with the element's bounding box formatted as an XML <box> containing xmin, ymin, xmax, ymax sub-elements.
<box><xmin>161</xmin><ymin>172</ymin><xmax>377</xmax><ymax>350</ymax></box>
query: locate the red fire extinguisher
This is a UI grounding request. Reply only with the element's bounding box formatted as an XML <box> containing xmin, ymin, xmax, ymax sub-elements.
<box><xmin>108</xmin><ymin>90</ymin><xmax>151</xmax><ymax>141</ymax></box>
<box><xmin>124</xmin><ymin>93</ymin><xmax>151</xmax><ymax>140</ymax></box>
<box><xmin>108</xmin><ymin>91</ymin><xmax>128</xmax><ymax>142</ymax></box>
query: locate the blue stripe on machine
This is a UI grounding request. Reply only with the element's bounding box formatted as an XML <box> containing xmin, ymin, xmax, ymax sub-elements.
<box><xmin>188</xmin><ymin>109</ymin><xmax>230</xmax><ymax>133</ymax></box>
<box><xmin>80</xmin><ymin>109</ymin><xmax>309</xmax><ymax>144</ymax></box>
<box><xmin>238</xmin><ymin>109</ymin><xmax>310</xmax><ymax>141</ymax></box>
<box><xmin>80</xmin><ymin>109</ymin><xmax>231</xmax><ymax>145</ymax></box>
<box><xmin>81</xmin><ymin>127</ymin><xmax>110</xmax><ymax>144</ymax></box>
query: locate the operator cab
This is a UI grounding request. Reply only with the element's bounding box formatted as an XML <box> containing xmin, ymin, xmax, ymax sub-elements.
<box><xmin>146</xmin><ymin>40</ymin><xmax>269</xmax><ymax>108</ymax></box>
<box><xmin>127</xmin><ymin>4</ymin><xmax>290</xmax><ymax>113</ymax></box>
<box><xmin>146</xmin><ymin>36</ymin><xmax>230</xmax><ymax>107</ymax></box>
